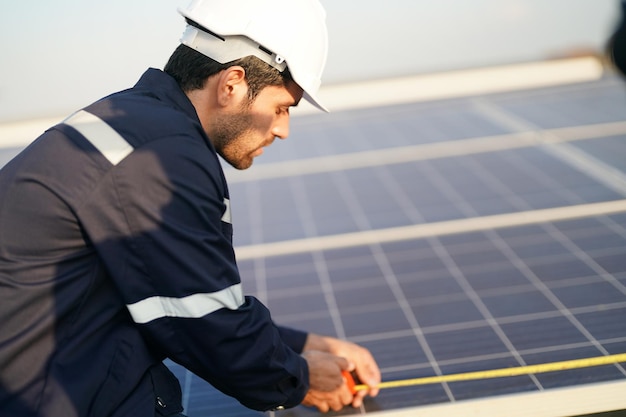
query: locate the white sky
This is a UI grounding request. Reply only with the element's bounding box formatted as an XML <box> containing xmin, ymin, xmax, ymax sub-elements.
<box><xmin>0</xmin><ymin>0</ymin><xmax>620</xmax><ymax>123</ymax></box>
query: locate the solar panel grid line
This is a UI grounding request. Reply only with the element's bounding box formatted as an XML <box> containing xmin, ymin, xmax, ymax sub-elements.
<box><xmin>455</xmin><ymin>103</ymin><xmax>626</xmax><ymax>381</ymax></box>
<box><xmin>229</xmin><ymin>151</ymin><xmax>624</xmax><ymax>244</ymax></box>
<box><xmin>399</xmin><ymin>159</ymin><xmax>550</xmax><ymax>389</ymax></box>
<box><xmin>324</xmin><ymin>168</ymin><xmax>458</xmax><ymax>401</ymax></box>
<box><xmin>234</xmin><ymin>200</ymin><xmax>626</xmax><ymax>260</ymax></box>
<box><xmin>545</xmin><ymin>120</ymin><xmax>626</xmax><ymax>143</ymax></box>
<box><xmin>288</xmin><ymin>175</ymin><xmax>321</xmax><ymax>238</ymax></box>
<box><xmin>488</xmin><ymin>302</ymin><xmax>625</xmax><ymax>328</ymax></box>
<box><xmin>542</xmin><ymin>224</ymin><xmax>626</xmax><ymax>297</ymax></box>
<box><xmin>363</xmin><ymin>155</ymin><xmax>546</xmax><ymax>389</ymax></box>
<box><xmin>308</xmin><ymin>272</ymin><xmax>608</xmax><ymax>328</ymax></box>
<box><xmin>243</xmin><ymin>182</ymin><xmax>272</xmax><ymax>305</ymax></box>
<box><xmin>427</xmin><ymin>237</ymin><xmax>546</xmax><ymax>392</ymax></box>
<box><xmin>494</xmin><ymin>224</ymin><xmax>616</xmax><ymax>314</ymax></box>
<box><xmin>463</xmin><ymin>153</ymin><xmax>552</xmax><ymax>210</ymax></box>
<box><xmin>471</xmin><ymin>96</ymin><xmax>626</xmax><ymax>196</ymax></box>
<box><xmin>306</xmin><ymin>228</ymin><xmax>622</xmax><ymax>315</ymax></box>
<box><xmin>483</xmin><ymin>150</ymin><xmax>590</xmax><ymax>209</ymax></box>
<box><xmin>481</xmin><ymin>228</ymin><xmax>626</xmax><ymax>373</ymax></box>
<box><xmin>523</xmin><ymin>336</ymin><xmax>626</xmax><ymax>358</ymax></box>
<box><xmin>328</xmin><ymin>171</ymin><xmax>370</xmax><ymax>231</ymax></box>
<box><xmin>418</xmin><ymin>161</ymin><xmax>476</xmax><ymax>217</ymax></box>
<box><xmin>322</xmin><ymin>158</ymin><xmax>620</xmax><ymax>398</ymax></box>
<box><xmin>432</xmin><ymin>339</ymin><xmax>621</xmax><ymax>370</ymax></box>
<box><xmin>486</xmin><ymin>79</ymin><xmax>626</xmax><ymax>130</ymax></box>
<box><xmin>252</xmin><ymin>258</ymin><xmax>269</xmax><ymax>305</ymax></box>
<box><xmin>348</xmin><ymin>93</ymin><xmax>612</xmax><ymax>410</ymax></box>
<box><xmin>362</xmin><ymin>332</ymin><xmax>626</xmax><ymax>381</ymax></box>
<box><xmin>354</xmin><ymin>353</ymin><xmax>626</xmax><ymax>391</ymax></box>
<box><xmin>287</xmin><ymin>175</ymin><xmax>350</xmax><ymax>340</ymax></box>
<box><xmin>225</xmin><ymin>131</ymin><xmax>537</xmax><ymax>183</ymax></box>
<box><xmin>458</xmin><ymin>153</ymin><xmax>624</xmax><ymax>360</ymax></box>
<box><xmin>258</xmin><ymin>240</ymin><xmax>624</xmax><ymax>412</ymax></box>
<box><xmin>312</xmin><ymin>250</ymin><xmax>348</xmax><ymax>340</ymax></box>
<box><xmin>373</xmin><ymin>165</ymin><xmax>426</xmax><ymax>227</ymax></box>
<box><xmin>471</xmin><ymin>98</ymin><xmax>537</xmax><ymax>134</ymax></box>
<box><xmin>225</xmin><ymin>119</ymin><xmax>626</xmax><ymax>185</ymax></box>
<box><xmin>540</xmin><ymin>140</ymin><xmax>626</xmax><ymax>196</ymax></box>
<box><xmin>547</xmin><ymin>272</ymin><xmax>622</xmax><ymax>290</ymax></box>
<box><xmin>373</xmin><ymin>360</ymin><xmax>439</xmax><ymax>377</ymax></box>
<box><xmin>369</xmin><ymin>243</ymin><xmax>458</xmax><ymax>402</ymax></box>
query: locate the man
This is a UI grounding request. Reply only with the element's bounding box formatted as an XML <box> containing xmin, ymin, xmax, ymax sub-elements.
<box><xmin>0</xmin><ymin>0</ymin><xmax>380</xmax><ymax>416</ymax></box>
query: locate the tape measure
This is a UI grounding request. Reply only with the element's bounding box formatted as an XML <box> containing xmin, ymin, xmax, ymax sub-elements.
<box><xmin>343</xmin><ymin>352</ymin><xmax>626</xmax><ymax>393</ymax></box>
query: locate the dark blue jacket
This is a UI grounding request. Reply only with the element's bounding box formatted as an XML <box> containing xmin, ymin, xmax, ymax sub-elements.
<box><xmin>0</xmin><ymin>69</ymin><xmax>309</xmax><ymax>417</ymax></box>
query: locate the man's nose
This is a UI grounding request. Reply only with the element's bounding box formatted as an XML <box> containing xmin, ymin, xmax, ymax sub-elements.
<box><xmin>272</xmin><ymin>117</ymin><xmax>290</xmax><ymax>139</ymax></box>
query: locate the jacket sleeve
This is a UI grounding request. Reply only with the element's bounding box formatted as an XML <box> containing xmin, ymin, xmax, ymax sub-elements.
<box><xmin>76</xmin><ymin>133</ymin><xmax>308</xmax><ymax>411</ymax></box>
<box><xmin>277</xmin><ymin>326</ymin><xmax>308</xmax><ymax>353</ymax></box>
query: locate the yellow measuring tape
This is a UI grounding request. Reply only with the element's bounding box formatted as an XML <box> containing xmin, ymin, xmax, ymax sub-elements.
<box><xmin>353</xmin><ymin>352</ymin><xmax>626</xmax><ymax>391</ymax></box>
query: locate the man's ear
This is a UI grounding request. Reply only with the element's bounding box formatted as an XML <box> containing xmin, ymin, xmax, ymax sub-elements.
<box><xmin>216</xmin><ymin>66</ymin><xmax>248</xmax><ymax>108</ymax></box>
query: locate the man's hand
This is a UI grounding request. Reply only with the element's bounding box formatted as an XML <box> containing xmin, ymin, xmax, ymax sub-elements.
<box><xmin>302</xmin><ymin>334</ymin><xmax>381</xmax><ymax>408</ymax></box>
<box><xmin>300</xmin><ymin>350</ymin><xmax>354</xmax><ymax>412</ymax></box>
<box><xmin>300</xmin><ymin>384</ymin><xmax>354</xmax><ymax>412</ymax></box>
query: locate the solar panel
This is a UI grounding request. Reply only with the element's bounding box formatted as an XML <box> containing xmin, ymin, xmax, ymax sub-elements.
<box><xmin>178</xmin><ymin>75</ymin><xmax>626</xmax><ymax>416</ymax></box>
<box><xmin>2</xmin><ymin>74</ymin><xmax>625</xmax><ymax>416</ymax></box>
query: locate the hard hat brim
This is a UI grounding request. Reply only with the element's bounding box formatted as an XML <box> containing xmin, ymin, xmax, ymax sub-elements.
<box><xmin>303</xmin><ymin>91</ymin><xmax>329</xmax><ymax>113</ymax></box>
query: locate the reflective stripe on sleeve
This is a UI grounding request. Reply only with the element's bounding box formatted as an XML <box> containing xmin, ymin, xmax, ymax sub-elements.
<box><xmin>63</xmin><ymin>110</ymin><xmax>134</xmax><ymax>165</ymax></box>
<box><xmin>221</xmin><ymin>198</ymin><xmax>232</xmax><ymax>224</ymax></box>
<box><xmin>126</xmin><ymin>283</ymin><xmax>245</xmax><ymax>324</ymax></box>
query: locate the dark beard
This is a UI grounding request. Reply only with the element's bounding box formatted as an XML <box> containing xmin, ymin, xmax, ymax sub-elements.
<box><xmin>210</xmin><ymin>112</ymin><xmax>254</xmax><ymax>170</ymax></box>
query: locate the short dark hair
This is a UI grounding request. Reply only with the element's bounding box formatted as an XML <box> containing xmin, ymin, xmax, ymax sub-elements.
<box><xmin>164</xmin><ymin>44</ymin><xmax>293</xmax><ymax>102</ymax></box>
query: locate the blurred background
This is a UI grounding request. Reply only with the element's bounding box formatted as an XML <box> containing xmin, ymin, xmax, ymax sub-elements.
<box><xmin>0</xmin><ymin>0</ymin><xmax>620</xmax><ymax>123</ymax></box>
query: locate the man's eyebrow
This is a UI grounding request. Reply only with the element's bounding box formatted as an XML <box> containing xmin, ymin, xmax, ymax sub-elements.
<box><xmin>280</xmin><ymin>97</ymin><xmax>300</xmax><ymax>108</ymax></box>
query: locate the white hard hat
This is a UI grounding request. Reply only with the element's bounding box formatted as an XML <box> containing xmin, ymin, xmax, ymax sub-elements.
<box><xmin>178</xmin><ymin>0</ymin><xmax>329</xmax><ymax>112</ymax></box>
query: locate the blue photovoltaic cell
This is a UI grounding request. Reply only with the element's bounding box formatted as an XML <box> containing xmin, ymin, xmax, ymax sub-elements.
<box><xmin>571</xmin><ymin>135</ymin><xmax>626</xmax><ymax>173</ymax></box>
